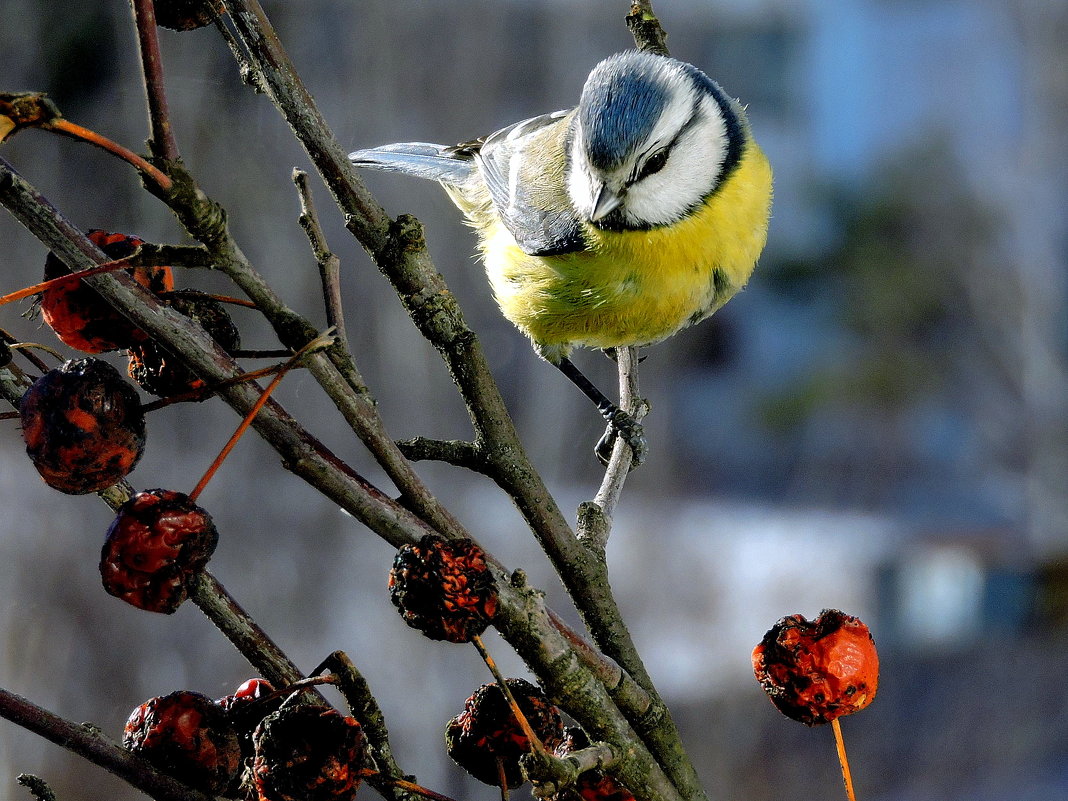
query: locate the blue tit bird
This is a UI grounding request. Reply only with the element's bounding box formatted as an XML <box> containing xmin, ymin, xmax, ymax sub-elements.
<box><xmin>350</xmin><ymin>50</ymin><xmax>773</xmax><ymax>465</ymax></box>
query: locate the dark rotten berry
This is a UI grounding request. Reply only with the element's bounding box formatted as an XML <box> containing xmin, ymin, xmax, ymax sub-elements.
<box><xmin>252</xmin><ymin>705</ymin><xmax>367</xmax><ymax>801</ymax></box>
<box><xmin>123</xmin><ymin>690</ymin><xmax>241</xmax><ymax>794</ymax></box>
<box><xmin>217</xmin><ymin>679</ymin><xmax>282</xmax><ymax>759</ymax></box>
<box><xmin>388</xmin><ymin>535</ymin><xmax>497</xmax><ymax>643</ymax></box>
<box><xmin>41</xmin><ymin>229</ymin><xmax>173</xmax><ymax>354</ymax></box>
<box><xmin>445</xmin><ymin>678</ymin><xmax>564</xmax><ymax>788</ymax></box>
<box><xmin>127</xmin><ymin>289</ymin><xmax>241</xmax><ymax>397</ymax></box>
<box><xmin>752</xmin><ymin>608</ymin><xmax>879</xmax><ymax>726</ymax></box>
<box><xmin>20</xmin><ymin>358</ymin><xmax>146</xmax><ymax>494</ymax></box>
<box><xmin>100</xmin><ymin>489</ymin><xmax>218</xmax><ymax>614</ymax></box>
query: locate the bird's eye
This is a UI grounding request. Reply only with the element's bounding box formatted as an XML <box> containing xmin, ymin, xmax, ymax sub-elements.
<box><xmin>637</xmin><ymin>148</ymin><xmax>669</xmax><ymax>180</ymax></box>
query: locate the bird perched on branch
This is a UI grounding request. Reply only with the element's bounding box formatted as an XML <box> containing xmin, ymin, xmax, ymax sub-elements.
<box><xmin>350</xmin><ymin>50</ymin><xmax>772</xmax><ymax>465</ymax></box>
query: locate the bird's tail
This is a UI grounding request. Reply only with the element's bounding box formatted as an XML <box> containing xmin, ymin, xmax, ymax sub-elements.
<box><xmin>348</xmin><ymin>142</ymin><xmax>476</xmax><ymax>184</ymax></box>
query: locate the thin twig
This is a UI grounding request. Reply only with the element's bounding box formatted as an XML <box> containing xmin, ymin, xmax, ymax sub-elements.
<box><xmin>294</xmin><ymin>169</ymin><xmax>348</xmax><ymax>345</ymax></box>
<box><xmin>7</xmin><ymin>342</ymin><xmax>65</xmax><ymax>363</ymax></box>
<box><xmin>1</xmin><ymin>327</ymin><xmax>51</xmax><ymax>373</ymax></box>
<box><xmin>192</xmin><ymin>571</ymin><xmax>313</xmax><ymax>691</ymax></box>
<box><xmin>492</xmin><ymin>571</ymin><xmax>688</xmax><ymax>801</ymax></box>
<box><xmin>626</xmin><ymin>1</ymin><xmax>670</xmax><ymax>56</ymax></box>
<box><xmin>129</xmin><ymin>0</ymin><xmax>179</xmax><ymax>161</ymax></box>
<box><xmin>395</xmin><ymin>436</ymin><xmax>484</xmax><ymax>470</ymax></box>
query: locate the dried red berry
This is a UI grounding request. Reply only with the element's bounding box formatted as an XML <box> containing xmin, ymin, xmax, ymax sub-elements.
<box><xmin>549</xmin><ymin>728</ymin><xmax>635</xmax><ymax>801</ymax></box>
<box><xmin>752</xmin><ymin>608</ymin><xmax>879</xmax><ymax>726</ymax></box>
<box><xmin>153</xmin><ymin>0</ymin><xmax>226</xmax><ymax>31</ymax></box>
<box><xmin>123</xmin><ymin>690</ymin><xmax>241</xmax><ymax>794</ymax></box>
<box><xmin>20</xmin><ymin>358</ymin><xmax>146</xmax><ymax>494</ymax></box>
<box><xmin>388</xmin><ymin>535</ymin><xmax>497</xmax><ymax>643</ymax></box>
<box><xmin>127</xmin><ymin>289</ymin><xmax>241</xmax><ymax>397</ymax></box>
<box><xmin>252</xmin><ymin>705</ymin><xmax>366</xmax><ymax>801</ymax></box>
<box><xmin>218</xmin><ymin>678</ymin><xmax>279</xmax><ymax>716</ymax></box>
<box><xmin>100</xmin><ymin>489</ymin><xmax>218</xmax><ymax>614</ymax></box>
<box><xmin>445</xmin><ymin>678</ymin><xmax>564</xmax><ymax>788</ymax></box>
<box><xmin>41</xmin><ymin>229</ymin><xmax>173</xmax><ymax>353</ymax></box>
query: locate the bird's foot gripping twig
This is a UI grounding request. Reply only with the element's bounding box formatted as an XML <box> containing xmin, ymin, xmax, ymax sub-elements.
<box><xmin>595</xmin><ymin>407</ymin><xmax>647</xmax><ymax>468</ymax></box>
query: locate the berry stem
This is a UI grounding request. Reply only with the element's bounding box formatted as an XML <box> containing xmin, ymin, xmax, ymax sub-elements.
<box><xmin>831</xmin><ymin>718</ymin><xmax>857</xmax><ymax>801</ymax></box>
<box><xmin>496</xmin><ymin>758</ymin><xmax>510</xmax><ymax>801</ymax></box>
<box><xmin>358</xmin><ymin>771</ymin><xmax>464</xmax><ymax>801</ymax></box>
<box><xmin>0</xmin><ymin>256</ymin><xmax>135</xmax><ymax>307</ymax></box>
<box><xmin>188</xmin><ymin>332</ymin><xmax>335</xmax><ymax>501</ymax></box>
<box><xmin>202</xmin><ymin>293</ymin><xmax>259</xmax><ymax>309</ymax></box>
<box><xmin>4</xmin><ymin>342</ymin><xmax>65</xmax><ymax>363</ymax></box>
<box><xmin>140</xmin><ymin>363</ymin><xmax>289</xmax><ymax>412</ymax></box>
<box><xmin>43</xmin><ymin>119</ymin><xmax>172</xmax><ymax>191</ymax></box>
<box><xmin>471</xmin><ymin>634</ymin><xmax>548</xmax><ymax>759</ymax></box>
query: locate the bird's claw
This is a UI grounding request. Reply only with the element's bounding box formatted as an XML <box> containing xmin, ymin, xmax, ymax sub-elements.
<box><xmin>595</xmin><ymin>410</ymin><xmax>647</xmax><ymax>468</ymax></box>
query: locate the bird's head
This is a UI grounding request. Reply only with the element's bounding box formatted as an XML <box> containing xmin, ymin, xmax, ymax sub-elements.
<box><xmin>567</xmin><ymin>51</ymin><xmax>748</xmax><ymax>231</ymax></box>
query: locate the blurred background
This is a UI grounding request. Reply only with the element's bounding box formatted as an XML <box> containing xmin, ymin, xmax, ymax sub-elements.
<box><xmin>2</xmin><ymin>0</ymin><xmax>1068</xmax><ymax>799</ymax></box>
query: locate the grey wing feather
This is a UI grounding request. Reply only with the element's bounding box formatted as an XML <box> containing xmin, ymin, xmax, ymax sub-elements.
<box><xmin>348</xmin><ymin>142</ymin><xmax>476</xmax><ymax>184</ymax></box>
<box><xmin>476</xmin><ymin>110</ymin><xmax>587</xmax><ymax>257</ymax></box>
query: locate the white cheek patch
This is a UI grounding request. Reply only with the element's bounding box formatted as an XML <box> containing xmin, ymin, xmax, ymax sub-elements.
<box><xmin>625</xmin><ymin>94</ymin><xmax>729</xmax><ymax>226</ymax></box>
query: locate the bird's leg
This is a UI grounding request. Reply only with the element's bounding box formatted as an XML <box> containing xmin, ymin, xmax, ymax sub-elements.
<box><xmin>554</xmin><ymin>357</ymin><xmax>648</xmax><ymax>466</ymax></box>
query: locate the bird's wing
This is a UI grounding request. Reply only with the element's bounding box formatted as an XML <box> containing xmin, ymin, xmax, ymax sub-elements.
<box><xmin>475</xmin><ymin>110</ymin><xmax>587</xmax><ymax>257</ymax></box>
<box><xmin>348</xmin><ymin>142</ymin><xmax>477</xmax><ymax>184</ymax></box>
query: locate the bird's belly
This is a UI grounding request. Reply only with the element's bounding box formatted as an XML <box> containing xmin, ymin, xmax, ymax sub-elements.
<box><xmin>484</xmin><ymin>232</ymin><xmax>731</xmax><ymax>354</ymax></box>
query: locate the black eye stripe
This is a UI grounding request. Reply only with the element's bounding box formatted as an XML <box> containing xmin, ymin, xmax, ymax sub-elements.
<box><xmin>629</xmin><ymin>92</ymin><xmax>708</xmax><ymax>184</ymax></box>
<box><xmin>637</xmin><ymin>148</ymin><xmax>669</xmax><ymax>180</ymax></box>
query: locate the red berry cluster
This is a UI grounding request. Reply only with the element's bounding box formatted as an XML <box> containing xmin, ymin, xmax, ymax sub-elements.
<box><xmin>100</xmin><ymin>489</ymin><xmax>219</xmax><ymax>614</ymax></box>
<box><xmin>752</xmin><ymin>608</ymin><xmax>879</xmax><ymax>726</ymax></box>
<box><xmin>18</xmin><ymin>229</ymin><xmax>245</xmax><ymax>496</ymax></box>
<box><xmin>388</xmin><ymin>535</ymin><xmax>498</xmax><ymax>643</ymax></box>
<box><xmin>40</xmin><ymin>229</ymin><xmax>240</xmax><ymax>398</ymax></box>
<box><xmin>445</xmin><ymin>678</ymin><xmax>564</xmax><ymax>788</ymax></box>
<box><xmin>124</xmin><ymin>680</ymin><xmax>366</xmax><ymax>801</ymax></box>
<box><xmin>20</xmin><ymin>358</ymin><xmax>146</xmax><ymax>494</ymax></box>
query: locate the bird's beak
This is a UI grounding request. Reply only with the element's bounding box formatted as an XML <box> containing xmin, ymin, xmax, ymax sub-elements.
<box><xmin>590</xmin><ymin>183</ymin><xmax>625</xmax><ymax>222</ymax></box>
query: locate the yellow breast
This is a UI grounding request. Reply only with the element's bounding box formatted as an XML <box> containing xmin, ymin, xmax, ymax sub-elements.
<box><xmin>475</xmin><ymin>142</ymin><xmax>772</xmax><ymax>362</ymax></box>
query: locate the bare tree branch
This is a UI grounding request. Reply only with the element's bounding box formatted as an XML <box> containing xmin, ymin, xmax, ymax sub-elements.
<box><xmin>0</xmin><ymin>688</ymin><xmax>214</xmax><ymax>801</ymax></box>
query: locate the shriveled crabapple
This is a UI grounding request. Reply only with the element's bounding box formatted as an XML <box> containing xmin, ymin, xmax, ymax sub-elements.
<box><xmin>100</xmin><ymin>489</ymin><xmax>218</xmax><ymax>613</ymax></box>
<box><xmin>20</xmin><ymin>357</ymin><xmax>146</xmax><ymax>494</ymax></box>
